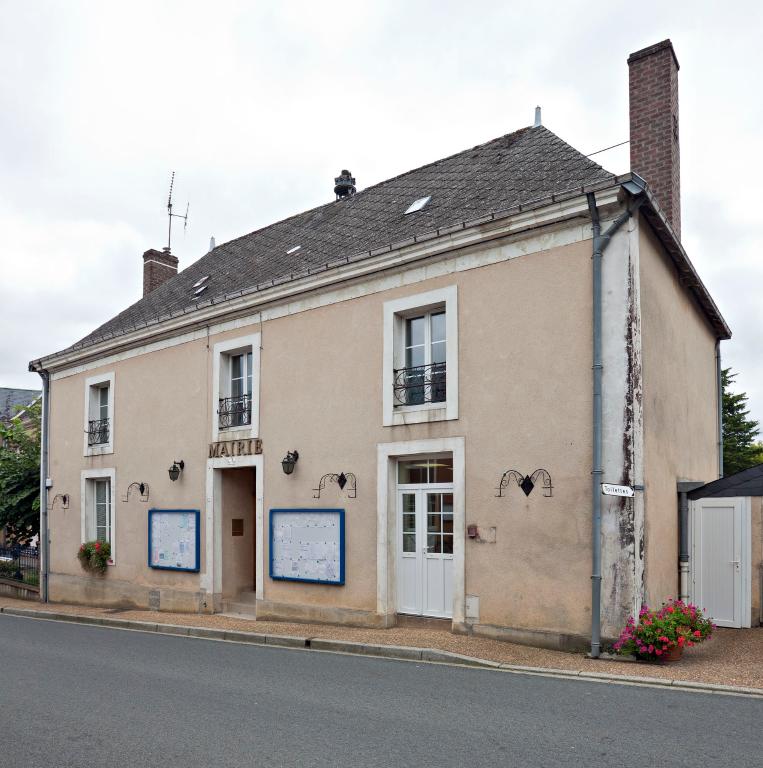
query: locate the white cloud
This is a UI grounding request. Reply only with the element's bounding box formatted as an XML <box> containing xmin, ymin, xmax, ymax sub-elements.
<box><xmin>1</xmin><ymin>0</ymin><xmax>761</xmax><ymax>429</ymax></box>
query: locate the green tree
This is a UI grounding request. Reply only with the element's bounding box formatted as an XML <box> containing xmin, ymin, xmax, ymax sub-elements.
<box><xmin>722</xmin><ymin>368</ymin><xmax>761</xmax><ymax>475</ymax></box>
<box><xmin>0</xmin><ymin>399</ymin><xmax>41</xmax><ymax>545</ymax></box>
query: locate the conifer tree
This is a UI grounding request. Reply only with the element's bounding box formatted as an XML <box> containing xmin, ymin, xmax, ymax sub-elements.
<box><xmin>722</xmin><ymin>368</ymin><xmax>761</xmax><ymax>475</ymax></box>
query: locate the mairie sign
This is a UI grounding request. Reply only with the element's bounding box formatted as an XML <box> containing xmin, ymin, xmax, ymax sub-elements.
<box><xmin>601</xmin><ymin>483</ymin><xmax>635</xmax><ymax>498</ymax></box>
<box><xmin>208</xmin><ymin>438</ymin><xmax>262</xmax><ymax>459</ymax></box>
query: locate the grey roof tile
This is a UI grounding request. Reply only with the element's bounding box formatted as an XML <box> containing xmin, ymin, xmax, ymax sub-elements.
<box><xmin>0</xmin><ymin>388</ymin><xmax>40</xmax><ymax>422</ymax></box>
<box><xmin>64</xmin><ymin>126</ymin><xmax>616</xmax><ymax>354</ymax></box>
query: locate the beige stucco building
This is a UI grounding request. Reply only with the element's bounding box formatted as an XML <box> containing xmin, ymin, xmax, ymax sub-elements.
<box><xmin>30</xmin><ymin>41</ymin><xmax>735</xmax><ymax>652</ymax></box>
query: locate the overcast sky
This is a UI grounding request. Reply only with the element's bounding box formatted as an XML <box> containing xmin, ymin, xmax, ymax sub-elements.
<box><xmin>1</xmin><ymin>1</ymin><xmax>761</xmax><ymax>424</ymax></box>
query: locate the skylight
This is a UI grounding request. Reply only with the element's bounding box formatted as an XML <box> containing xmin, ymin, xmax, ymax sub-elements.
<box><xmin>404</xmin><ymin>196</ymin><xmax>431</xmax><ymax>215</ymax></box>
<box><xmin>192</xmin><ymin>275</ymin><xmax>209</xmax><ymax>288</ymax></box>
<box><xmin>194</xmin><ymin>285</ymin><xmax>208</xmax><ymax>297</ymax></box>
<box><xmin>286</xmin><ymin>245</ymin><xmax>301</xmax><ymax>255</ymax></box>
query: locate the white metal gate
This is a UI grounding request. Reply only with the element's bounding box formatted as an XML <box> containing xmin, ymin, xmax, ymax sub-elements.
<box><xmin>690</xmin><ymin>497</ymin><xmax>751</xmax><ymax>628</ymax></box>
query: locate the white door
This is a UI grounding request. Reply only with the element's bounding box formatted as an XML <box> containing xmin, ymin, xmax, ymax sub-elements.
<box><xmin>691</xmin><ymin>497</ymin><xmax>746</xmax><ymax>628</ymax></box>
<box><xmin>397</xmin><ymin>488</ymin><xmax>454</xmax><ymax>618</ymax></box>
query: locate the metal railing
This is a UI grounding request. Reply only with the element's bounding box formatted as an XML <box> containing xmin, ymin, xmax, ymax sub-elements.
<box><xmin>218</xmin><ymin>395</ymin><xmax>252</xmax><ymax>429</ymax></box>
<box><xmin>87</xmin><ymin>418</ymin><xmax>110</xmax><ymax>446</ymax></box>
<box><xmin>393</xmin><ymin>362</ymin><xmax>446</xmax><ymax>406</ymax></box>
<box><xmin>0</xmin><ymin>545</ymin><xmax>39</xmax><ymax>588</ymax></box>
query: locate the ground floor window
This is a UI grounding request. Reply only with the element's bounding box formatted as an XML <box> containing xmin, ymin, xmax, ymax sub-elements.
<box><xmin>82</xmin><ymin>471</ymin><xmax>115</xmax><ymax>559</ymax></box>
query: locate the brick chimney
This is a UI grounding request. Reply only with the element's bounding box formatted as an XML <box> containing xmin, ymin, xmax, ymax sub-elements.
<box><xmin>142</xmin><ymin>247</ymin><xmax>178</xmax><ymax>296</ymax></box>
<box><xmin>628</xmin><ymin>40</ymin><xmax>681</xmax><ymax>238</ymax></box>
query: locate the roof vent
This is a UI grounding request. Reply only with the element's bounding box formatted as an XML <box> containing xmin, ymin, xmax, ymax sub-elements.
<box><xmin>334</xmin><ymin>170</ymin><xmax>356</xmax><ymax>200</ymax></box>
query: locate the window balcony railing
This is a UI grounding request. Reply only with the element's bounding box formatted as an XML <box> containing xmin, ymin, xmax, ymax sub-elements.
<box><xmin>393</xmin><ymin>362</ymin><xmax>446</xmax><ymax>407</ymax></box>
<box><xmin>87</xmin><ymin>418</ymin><xmax>110</xmax><ymax>446</ymax></box>
<box><xmin>218</xmin><ymin>395</ymin><xmax>252</xmax><ymax>429</ymax></box>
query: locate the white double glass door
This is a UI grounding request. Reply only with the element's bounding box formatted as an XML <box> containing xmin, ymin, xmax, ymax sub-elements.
<box><xmin>397</xmin><ymin>487</ymin><xmax>454</xmax><ymax>618</ymax></box>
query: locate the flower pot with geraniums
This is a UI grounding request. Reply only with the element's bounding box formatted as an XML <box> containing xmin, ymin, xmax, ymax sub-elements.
<box><xmin>77</xmin><ymin>540</ymin><xmax>111</xmax><ymax>575</ymax></box>
<box><xmin>613</xmin><ymin>598</ymin><xmax>715</xmax><ymax>662</ymax></box>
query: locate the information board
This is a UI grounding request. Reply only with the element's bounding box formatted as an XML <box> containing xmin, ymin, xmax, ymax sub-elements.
<box><xmin>148</xmin><ymin>509</ymin><xmax>200</xmax><ymax>572</ymax></box>
<box><xmin>269</xmin><ymin>508</ymin><xmax>344</xmax><ymax>585</ymax></box>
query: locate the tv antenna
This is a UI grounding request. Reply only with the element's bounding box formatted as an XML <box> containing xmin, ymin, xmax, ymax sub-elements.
<box><xmin>166</xmin><ymin>171</ymin><xmax>189</xmax><ymax>251</ymax></box>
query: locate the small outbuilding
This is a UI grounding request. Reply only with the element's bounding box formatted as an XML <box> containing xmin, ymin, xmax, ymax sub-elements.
<box><xmin>686</xmin><ymin>464</ymin><xmax>763</xmax><ymax>628</ymax></box>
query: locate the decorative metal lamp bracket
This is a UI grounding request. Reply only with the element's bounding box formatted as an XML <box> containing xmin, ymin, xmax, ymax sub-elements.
<box><xmin>122</xmin><ymin>482</ymin><xmax>150</xmax><ymax>503</ymax></box>
<box><xmin>496</xmin><ymin>469</ymin><xmax>553</xmax><ymax>498</ymax></box>
<box><xmin>48</xmin><ymin>493</ymin><xmax>70</xmax><ymax>510</ymax></box>
<box><xmin>313</xmin><ymin>472</ymin><xmax>357</xmax><ymax>499</ymax></box>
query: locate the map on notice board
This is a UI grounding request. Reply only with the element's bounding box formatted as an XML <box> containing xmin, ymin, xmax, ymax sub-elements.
<box><xmin>148</xmin><ymin>509</ymin><xmax>200</xmax><ymax>572</ymax></box>
<box><xmin>270</xmin><ymin>509</ymin><xmax>344</xmax><ymax>585</ymax></box>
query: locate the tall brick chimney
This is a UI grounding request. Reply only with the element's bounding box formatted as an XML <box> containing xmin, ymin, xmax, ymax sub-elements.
<box><xmin>142</xmin><ymin>247</ymin><xmax>178</xmax><ymax>296</ymax></box>
<box><xmin>628</xmin><ymin>40</ymin><xmax>681</xmax><ymax>238</ymax></box>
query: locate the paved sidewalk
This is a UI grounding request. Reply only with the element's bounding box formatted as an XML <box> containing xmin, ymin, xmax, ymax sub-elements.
<box><xmin>1</xmin><ymin>596</ymin><xmax>760</xmax><ymax>690</ymax></box>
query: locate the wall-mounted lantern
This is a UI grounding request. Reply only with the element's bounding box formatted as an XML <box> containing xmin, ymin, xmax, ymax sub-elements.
<box><xmin>281</xmin><ymin>451</ymin><xmax>299</xmax><ymax>475</ymax></box>
<box><xmin>168</xmin><ymin>460</ymin><xmax>185</xmax><ymax>482</ymax></box>
<box><xmin>122</xmin><ymin>482</ymin><xmax>150</xmax><ymax>502</ymax></box>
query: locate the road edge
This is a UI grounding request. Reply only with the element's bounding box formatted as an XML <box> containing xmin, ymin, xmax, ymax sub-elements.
<box><xmin>2</xmin><ymin>606</ymin><xmax>761</xmax><ymax>698</ymax></box>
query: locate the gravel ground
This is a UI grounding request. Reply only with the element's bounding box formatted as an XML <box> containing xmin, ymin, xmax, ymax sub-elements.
<box><xmin>2</xmin><ymin>596</ymin><xmax>761</xmax><ymax>689</ymax></box>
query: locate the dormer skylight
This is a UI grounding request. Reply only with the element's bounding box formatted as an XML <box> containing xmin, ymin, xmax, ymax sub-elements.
<box><xmin>192</xmin><ymin>275</ymin><xmax>209</xmax><ymax>289</ymax></box>
<box><xmin>286</xmin><ymin>245</ymin><xmax>301</xmax><ymax>255</ymax></box>
<box><xmin>194</xmin><ymin>285</ymin><xmax>208</xmax><ymax>298</ymax></box>
<box><xmin>404</xmin><ymin>196</ymin><xmax>431</xmax><ymax>215</ymax></box>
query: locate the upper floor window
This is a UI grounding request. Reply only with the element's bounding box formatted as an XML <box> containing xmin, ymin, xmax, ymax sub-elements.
<box><xmin>383</xmin><ymin>285</ymin><xmax>458</xmax><ymax>426</ymax></box>
<box><xmin>83</xmin><ymin>372</ymin><xmax>114</xmax><ymax>456</ymax></box>
<box><xmin>88</xmin><ymin>384</ymin><xmax>110</xmax><ymax>445</ymax></box>
<box><xmin>394</xmin><ymin>311</ymin><xmax>447</xmax><ymax>407</ymax></box>
<box><xmin>212</xmin><ymin>333</ymin><xmax>261</xmax><ymax>439</ymax></box>
<box><xmin>219</xmin><ymin>351</ymin><xmax>253</xmax><ymax>429</ymax></box>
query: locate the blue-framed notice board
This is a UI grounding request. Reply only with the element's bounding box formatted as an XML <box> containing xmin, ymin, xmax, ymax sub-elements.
<box><xmin>148</xmin><ymin>509</ymin><xmax>200</xmax><ymax>572</ymax></box>
<box><xmin>269</xmin><ymin>508</ymin><xmax>345</xmax><ymax>585</ymax></box>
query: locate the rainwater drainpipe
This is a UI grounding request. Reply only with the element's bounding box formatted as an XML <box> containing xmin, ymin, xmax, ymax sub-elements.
<box><xmin>587</xmin><ymin>187</ymin><xmax>645</xmax><ymax>658</ymax></box>
<box><xmin>716</xmin><ymin>340</ymin><xmax>723</xmax><ymax>478</ymax></box>
<box><xmin>30</xmin><ymin>363</ymin><xmax>50</xmax><ymax>603</ymax></box>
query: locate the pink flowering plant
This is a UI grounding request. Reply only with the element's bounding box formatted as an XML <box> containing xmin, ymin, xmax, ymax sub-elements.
<box><xmin>613</xmin><ymin>598</ymin><xmax>715</xmax><ymax>660</ymax></box>
<box><xmin>77</xmin><ymin>540</ymin><xmax>111</xmax><ymax>574</ymax></box>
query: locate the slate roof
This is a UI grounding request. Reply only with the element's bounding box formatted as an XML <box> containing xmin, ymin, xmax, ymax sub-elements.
<box><xmin>65</xmin><ymin>125</ymin><xmax>616</xmax><ymax>353</ymax></box>
<box><xmin>0</xmin><ymin>388</ymin><xmax>40</xmax><ymax>422</ymax></box>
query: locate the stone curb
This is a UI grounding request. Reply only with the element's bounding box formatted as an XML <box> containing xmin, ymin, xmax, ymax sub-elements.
<box><xmin>2</xmin><ymin>606</ymin><xmax>761</xmax><ymax>698</ymax></box>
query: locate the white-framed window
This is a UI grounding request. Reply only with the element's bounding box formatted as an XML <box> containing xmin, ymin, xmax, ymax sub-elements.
<box><xmin>212</xmin><ymin>333</ymin><xmax>261</xmax><ymax>440</ymax></box>
<box><xmin>83</xmin><ymin>372</ymin><xmax>114</xmax><ymax>456</ymax></box>
<box><xmin>81</xmin><ymin>468</ymin><xmax>116</xmax><ymax>561</ymax></box>
<box><xmin>383</xmin><ymin>285</ymin><xmax>458</xmax><ymax>426</ymax></box>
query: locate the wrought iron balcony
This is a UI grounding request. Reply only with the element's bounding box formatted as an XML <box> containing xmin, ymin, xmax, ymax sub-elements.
<box><xmin>87</xmin><ymin>418</ymin><xmax>110</xmax><ymax>446</ymax></box>
<box><xmin>393</xmin><ymin>362</ymin><xmax>446</xmax><ymax>407</ymax></box>
<box><xmin>218</xmin><ymin>395</ymin><xmax>252</xmax><ymax>429</ymax></box>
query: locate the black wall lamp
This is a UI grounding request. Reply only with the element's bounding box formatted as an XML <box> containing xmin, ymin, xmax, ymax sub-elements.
<box><xmin>168</xmin><ymin>460</ymin><xmax>185</xmax><ymax>482</ymax></box>
<box><xmin>281</xmin><ymin>451</ymin><xmax>299</xmax><ymax>475</ymax></box>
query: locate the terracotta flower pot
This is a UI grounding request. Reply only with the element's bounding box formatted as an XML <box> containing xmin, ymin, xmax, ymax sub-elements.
<box><xmin>661</xmin><ymin>645</ymin><xmax>683</xmax><ymax>663</ymax></box>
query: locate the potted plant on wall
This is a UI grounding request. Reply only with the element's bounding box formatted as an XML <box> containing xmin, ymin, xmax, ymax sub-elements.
<box><xmin>77</xmin><ymin>541</ymin><xmax>111</xmax><ymax>575</ymax></box>
<box><xmin>613</xmin><ymin>598</ymin><xmax>715</xmax><ymax>662</ymax></box>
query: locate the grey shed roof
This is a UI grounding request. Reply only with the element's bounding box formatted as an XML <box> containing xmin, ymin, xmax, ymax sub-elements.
<box><xmin>688</xmin><ymin>464</ymin><xmax>763</xmax><ymax>499</ymax></box>
<box><xmin>65</xmin><ymin>125</ymin><xmax>616</xmax><ymax>353</ymax></box>
<box><xmin>0</xmin><ymin>388</ymin><xmax>40</xmax><ymax>422</ymax></box>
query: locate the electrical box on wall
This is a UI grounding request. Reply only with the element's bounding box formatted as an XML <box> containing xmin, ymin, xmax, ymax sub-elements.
<box><xmin>465</xmin><ymin>595</ymin><xmax>480</xmax><ymax>622</ymax></box>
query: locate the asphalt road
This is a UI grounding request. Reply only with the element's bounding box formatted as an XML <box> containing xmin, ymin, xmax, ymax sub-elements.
<box><xmin>0</xmin><ymin>615</ymin><xmax>760</xmax><ymax>767</ymax></box>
